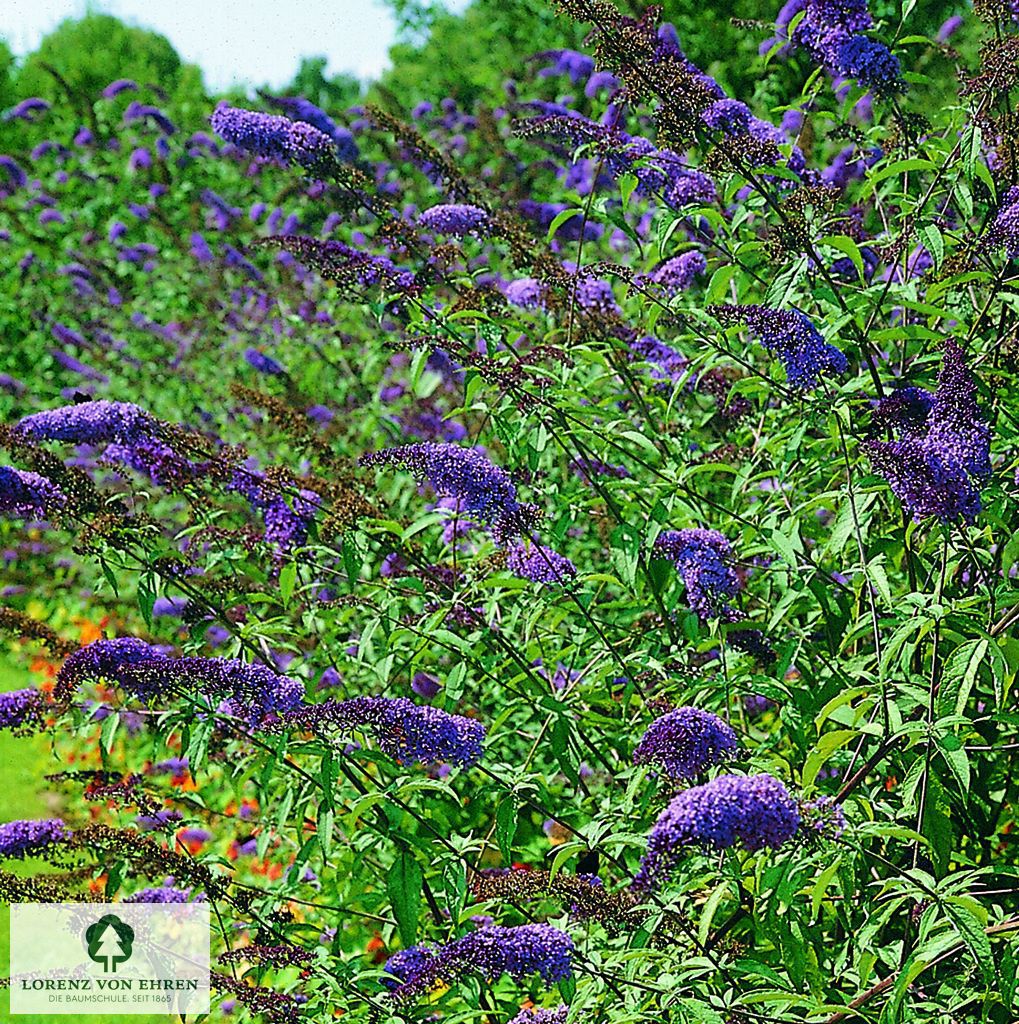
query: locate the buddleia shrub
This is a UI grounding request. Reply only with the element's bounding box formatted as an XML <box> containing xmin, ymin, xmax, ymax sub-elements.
<box><xmin>1</xmin><ymin>3</ymin><xmax>1019</xmax><ymax>1023</ymax></box>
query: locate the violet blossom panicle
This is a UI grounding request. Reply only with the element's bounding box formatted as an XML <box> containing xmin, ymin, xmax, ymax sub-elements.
<box><xmin>508</xmin><ymin>1008</ymin><xmax>569</xmax><ymax>1024</ymax></box>
<box><xmin>0</xmin><ymin>687</ymin><xmax>46</xmax><ymax>733</ymax></box>
<box><xmin>417</xmin><ymin>203</ymin><xmax>489</xmax><ymax>237</ymax></box>
<box><xmin>384</xmin><ymin>923</ymin><xmax>573</xmax><ymax>1000</ymax></box>
<box><xmin>653</xmin><ymin>528</ymin><xmax>742</xmax><ymax>620</ymax></box>
<box><xmin>16</xmin><ymin>400</ymin><xmax>159</xmax><ymax>445</ymax></box>
<box><xmin>633</xmin><ymin>706</ymin><xmax>739</xmax><ymax>780</ymax></box>
<box><xmin>0</xmin><ymin>818</ymin><xmax>71</xmax><ymax>858</ymax></box>
<box><xmin>0</xmin><ymin>466</ymin><xmax>65</xmax><ymax>518</ymax></box>
<box><xmin>634</xmin><ymin>773</ymin><xmax>801</xmax><ymax>890</ymax></box>
<box><xmin>287</xmin><ymin>695</ymin><xmax>484</xmax><ymax>767</ymax></box>
<box><xmin>709</xmin><ymin>304</ymin><xmax>848</xmax><ymax>390</ymax></box>
<box><xmin>360</xmin><ymin>443</ymin><xmax>539</xmax><ymax>537</ymax></box>
<box><xmin>56</xmin><ymin>638</ymin><xmax>305</xmax><ymax>724</ymax></box>
<box><xmin>505</xmin><ymin>540</ymin><xmax>577</xmax><ymax>585</ymax></box>
<box><xmin>866</xmin><ymin>339</ymin><xmax>991</xmax><ymax>524</ymax></box>
<box><xmin>210</xmin><ymin>104</ymin><xmax>338</xmax><ymax>172</ymax></box>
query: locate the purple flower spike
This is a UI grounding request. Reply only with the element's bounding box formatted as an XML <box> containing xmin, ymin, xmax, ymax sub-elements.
<box><xmin>635</xmin><ymin>773</ymin><xmax>800</xmax><ymax>889</ymax></box>
<box><xmin>633</xmin><ymin>706</ymin><xmax>738</xmax><ymax>780</ymax></box>
<box><xmin>287</xmin><ymin>696</ymin><xmax>484</xmax><ymax>767</ymax></box>
<box><xmin>0</xmin><ymin>818</ymin><xmax>71</xmax><ymax>858</ymax></box>
<box><xmin>417</xmin><ymin>203</ymin><xmax>489</xmax><ymax>237</ymax></box>
<box><xmin>505</xmin><ymin>541</ymin><xmax>577</xmax><ymax>585</ymax></box>
<box><xmin>16</xmin><ymin>401</ymin><xmax>158</xmax><ymax>445</ymax></box>
<box><xmin>385</xmin><ymin>924</ymin><xmax>573</xmax><ymax>1001</ymax></box>
<box><xmin>361</xmin><ymin>443</ymin><xmax>538</xmax><ymax>536</ymax></box>
<box><xmin>710</xmin><ymin>304</ymin><xmax>848</xmax><ymax>390</ymax></box>
<box><xmin>653</xmin><ymin>528</ymin><xmax>742</xmax><ymax>620</ymax></box>
<box><xmin>210</xmin><ymin>104</ymin><xmax>337</xmax><ymax>171</ymax></box>
<box><xmin>0</xmin><ymin>688</ymin><xmax>46</xmax><ymax>732</ymax></box>
<box><xmin>0</xmin><ymin>466</ymin><xmax>65</xmax><ymax>518</ymax></box>
<box><xmin>867</xmin><ymin>340</ymin><xmax>990</xmax><ymax>524</ymax></box>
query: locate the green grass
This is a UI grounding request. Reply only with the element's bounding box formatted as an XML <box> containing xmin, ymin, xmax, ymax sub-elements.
<box><xmin>0</xmin><ymin>657</ymin><xmax>172</xmax><ymax>1022</ymax></box>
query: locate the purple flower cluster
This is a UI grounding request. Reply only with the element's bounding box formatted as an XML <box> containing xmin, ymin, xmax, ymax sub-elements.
<box><xmin>244</xmin><ymin>348</ymin><xmax>287</xmax><ymax>376</ymax></box>
<box><xmin>16</xmin><ymin>400</ymin><xmax>158</xmax><ymax>445</ymax></box>
<box><xmin>505</xmin><ymin>541</ymin><xmax>577</xmax><ymax>585</ymax></box>
<box><xmin>635</xmin><ymin>774</ymin><xmax>801</xmax><ymax>889</ymax></box>
<box><xmin>503</xmin><ymin>277</ymin><xmax>547</xmax><ymax>309</ymax></box>
<box><xmin>866</xmin><ymin>340</ymin><xmax>991</xmax><ymax>523</ymax></box>
<box><xmin>787</xmin><ymin>0</ymin><xmax>902</xmax><ymax>96</ymax></box>
<box><xmin>653</xmin><ymin>528</ymin><xmax>742</xmax><ymax>620</ymax></box>
<box><xmin>259</xmin><ymin>235</ymin><xmax>416</xmax><ymax>292</ymax></box>
<box><xmin>361</xmin><ymin>443</ymin><xmax>536</xmax><ymax>535</ymax></box>
<box><xmin>628</xmin><ymin>335</ymin><xmax>689</xmax><ymax>387</ymax></box>
<box><xmin>417</xmin><ymin>203</ymin><xmax>489</xmax><ymax>237</ymax></box>
<box><xmin>0</xmin><ymin>688</ymin><xmax>46</xmax><ymax>733</ymax></box>
<box><xmin>989</xmin><ymin>186</ymin><xmax>1019</xmax><ymax>260</ymax></box>
<box><xmin>508</xmin><ymin>1007</ymin><xmax>569</xmax><ymax>1024</ymax></box>
<box><xmin>648</xmin><ymin>251</ymin><xmax>707</xmax><ymax>293</ymax></box>
<box><xmin>0</xmin><ymin>818</ymin><xmax>71</xmax><ymax>858</ymax></box>
<box><xmin>0</xmin><ymin>466</ymin><xmax>65</xmax><ymax>518</ymax></box>
<box><xmin>124</xmin><ymin>885</ymin><xmax>203</xmax><ymax>903</ymax></box>
<box><xmin>57</xmin><ymin>638</ymin><xmax>305</xmax><ymax>724</ymax></box>
<box><xmin>633</xmin><ymin>707</ymin><xmax>739</xmax><ymax>780</ymax></box>
<box><xmin>210</xmin><ymin>104</ymin><xmax>338</xmax><ymax>171</ymax></box>
<box><xmin>574</xmin><ymin>275</ymin><xmax>620</xmax><ymax>315</ymax></box>
<box><xmin>710</xmin><ymin>305</ymin><xmax>848</xmax><ymax>390</ymax></box>
<box><xmin>385</xmin><ymin>924</ymin><xmax>573</xmax><ymax>1000</ymax></box>
<box><xmin>289</xmin><ymin>696</ymin><xmax>484</xmax><ymax>767</ymax></box>
<box><xmin>260</xmin><ymin>93</ymin><xmax>359</xmax><ymax>163</ymax></box>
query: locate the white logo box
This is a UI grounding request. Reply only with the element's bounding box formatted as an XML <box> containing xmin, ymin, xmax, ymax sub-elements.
<box><xmin>10</xmin><ymin>902</ymin><xmax>210</xmax><ymax>1015</ymax></box>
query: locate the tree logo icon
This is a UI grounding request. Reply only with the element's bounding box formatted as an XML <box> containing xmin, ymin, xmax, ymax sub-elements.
<box><xmin>85</xmin><ymin>914</ymin><xmax>135</xmax><ymax>973</ymax></box>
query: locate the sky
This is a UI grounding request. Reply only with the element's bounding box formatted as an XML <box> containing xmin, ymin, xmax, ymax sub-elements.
<box><xmin>0</xmin><ymin>0</ymin><xmax>465</xmax><ymax>91</ymax></box>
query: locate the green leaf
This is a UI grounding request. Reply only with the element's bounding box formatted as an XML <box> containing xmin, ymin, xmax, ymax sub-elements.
<box><xmin>938</xmin><ymin>637</ymin><xmax>987</xmax><ymax>718</ymax></box>
<box><xmin>317</xmin><ymin>801</ymin><xmax>334</xmax><ymax>859</ymax></box>
<box><xmin>917</xmin><ymin>223</ymin><xmax>945</xmax><ymax>272</ymax></box>
<box><xmin>496</xmin><ymin>797</ymin><xmax>517</xmax><ymax>864</ymax></box>
<box><xmin>387</xmin><ymin>849</ymin><xmax>423</xmax><ymax>947</ymax></box>
<box><xmin>546</xmin><ymin>207</ymin><xmax>583</xmax><ymax>243</ymax></box>
<box><xmin>619</xmin><ymin>172</ymin><xmax>638</xmax><ymax>209</ymax></box>
<box><xmin>279</xmin><ymin>562</ymin><xmax>297</xmax><ymax>607</ymax></box>
<box><xmin>100</xmin><ymin>710</ymin><xmax>119</xmax><ymax>754</ymax></box>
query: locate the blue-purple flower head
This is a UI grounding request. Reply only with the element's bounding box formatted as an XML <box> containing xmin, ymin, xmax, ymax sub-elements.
<box><xmin>361</xmin><ymin>443</ymin><xmax>538</xmax><ymax>537</ymax></box>
<box><xmin>508</xmin><ymin>1007</ymin><xmax>569</xmax><ymax>1024</ymax></box>
<box><xmin>991</xmin><ymin>186</ymin><xmax>1019</xmax><ymax>259</ymax></box>
<box><xmin>867</xmin><ymin>339</ymin><xmax>990</xmax><ymax>524</ymax></box>
<box><xmin>835</xmin><ymin>36</ymin><xmax>902</xmax><ymax>97</ymax></box>
<box><xmin>649</xmin><ymin>251</ymin><xmax>706</xmax><ymax>293</ymax></box>
<box><xmin>210</xmin><ymin>104</ymin><xmax>338</xmax><ymax>172</ymax></box>
<box><xmin>56</xmin><ymin>638</ymin><xmax>305</xmax><ymax>726</ymax></box>
<box><xmin>504</xmin><ymin>277</ymin><xmax>547</xmax><ymax>309</ymax></box>
<box><xmin>0</xmin><ymin>818</ymin><xmax>71</xmax><ymax>858</ymax></box>
<box><xmin>385</xmin><ymin>924</ymin><xmax>572</xmax><ymax>1000</ymax></box>
<box><xmin>125</xmin><ymin>885</ymin><xmax>204</xmax><ymax>903</ymax></box>
<box><xmin>260</xmin><ymin>93</ymin><xmax>359</xmax><ymax>162</ymax></box>
<box><xmin>16</xmin><ymin>400</ymin><xmax>158</xmax><ymax>445</ymax></box>
<box><xmin>0</xmin><ymin>688</ymin><xmax>46</xmax><ymax>733</ymax></box>
<box><xmin>417</xmin><ymin>203</ymin><xmax>489</xmax><ymax>237</ymax></box>
<box><xmin>701</xmin><ymin>99</ymin><xmax>754</xmax><ymax>136</ymax></box>
<box><xmin>0</xmin><ymin>466</ymin><xmax>65</xmax><ymax>518</ymax></box>
<box><xmin>635</xmin><ymin>773</ymin><xmax>801</xmax><ymax>889</ymax></box>
<box><xmin>289</xmin><ymin>696</ymin><xmax>484</xmax><ymax>767</ymax></box>
<box><xmin>710</xmin><ymin>304</ymin><xmax>848</xmax><ymax>390</ymax></box>
<box><xmin>244</xmin><ymin>348</ymin><xmax>286</xmax><ymax>376</ymax></box>
<box><xmin>633</xmin><ymin>706</ymin><xmax>739</xmax><ymax>780</ymax></box>
<box><xmin>653</xmin><ymin>528</ymin><xmax>742</xmax><ymax>620</ymax></box>
<box><xmin>505</xmin><ymin>541</ymin><xmax>577</xmax><ymax>585</ymax></box>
